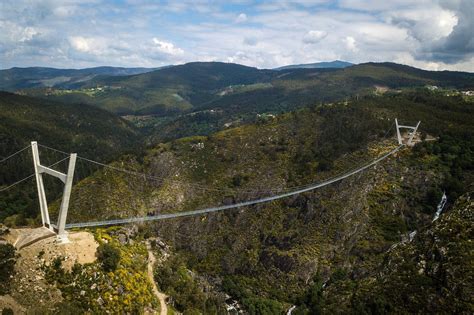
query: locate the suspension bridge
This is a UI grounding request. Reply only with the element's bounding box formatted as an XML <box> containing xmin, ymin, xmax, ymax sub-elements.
<box><xmin>0</xmin><ymin>119</ymin><xmax>420</xmax><ymax>243</ymax></box>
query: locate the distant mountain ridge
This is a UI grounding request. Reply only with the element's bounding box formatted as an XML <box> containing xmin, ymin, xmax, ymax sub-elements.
<box><xmin>5</xmin><ymin>61</ymin><xmax>474</xmax><ymax>120</ymax></box>
<box><xmin>274</xmin><ymin>60</ymin><xmax>354</xmax><ymax>70</ymax></box>
<box><xmin>0</xmin><ymin>66</ymin><xmax>166</xmax><ymax>91</ymax></box>
<box><xmin>1</xmin><ymin>60</ymin><xmax>474</xmax><ymax>314</ymax></box>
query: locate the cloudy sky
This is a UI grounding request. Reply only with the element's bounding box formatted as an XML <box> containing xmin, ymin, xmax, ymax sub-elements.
<box><xmin>1</xmin><ymin>0</ymin><xmax>473</xmax><ymax>71</ymax></box>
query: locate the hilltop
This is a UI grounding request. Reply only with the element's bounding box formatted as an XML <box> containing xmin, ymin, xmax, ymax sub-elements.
<box><xmin>274</xmin><ymin>60</ymin><xmax>354</xmax><ymax>70</ymax></box>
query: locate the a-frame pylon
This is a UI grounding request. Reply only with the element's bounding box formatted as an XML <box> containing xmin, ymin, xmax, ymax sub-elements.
<box><xmin>395</xmin><ymin>119</ymin><xmax>421</xmax><ymax>146</ymax></box>
<box><xmin>31</xmin><ymin>142</ymin><xmax>76</xmax><ymax>243</ymax></box>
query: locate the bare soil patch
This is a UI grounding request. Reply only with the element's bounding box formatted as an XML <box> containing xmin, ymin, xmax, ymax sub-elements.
<box><xmin>2</xmin><ymin>229</ymin><xmax>99</xmax><ymax>312</ymax></box>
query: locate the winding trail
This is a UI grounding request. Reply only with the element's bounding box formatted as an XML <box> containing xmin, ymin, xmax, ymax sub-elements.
<box><xmin>146</xmin><ymin>241</ymin><xmax>168</xmax><ymax>315</ymax></box>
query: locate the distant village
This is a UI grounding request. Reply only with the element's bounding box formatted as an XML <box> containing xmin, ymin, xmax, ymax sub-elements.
<box><xmin>426</xmin><ymin>85</ymin><xmax>474</xmax><ymax>96</ymax></box>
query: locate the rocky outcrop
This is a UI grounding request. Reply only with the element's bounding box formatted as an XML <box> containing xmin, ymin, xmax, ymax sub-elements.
<box><xmin>324</xmin><ymin>191</ymin><xmax>474</xmax><ymax>314</ymax></box>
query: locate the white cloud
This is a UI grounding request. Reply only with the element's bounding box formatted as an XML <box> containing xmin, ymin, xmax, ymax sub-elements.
<box><xmin>339</xmin><ymin>0</ymin><xmax>430</xmax><ymax>12</ymax></box>
<box><xmin>69</xmin><ymin>36</ymin><xmax>92</xmax><ymax>52</ymax></box>
<box><xmin>0</xmin><ymin>0</ymin><xmax>473</xmax><ymax>71</ymax></box>
<box><xmin>0</xmin><ymin>22</ymin><xmax>40</xmax><ymax>43</ymax></box>
<box><xmin>343</xmin><ymin>36</ymin><xmax>358</xmax><ymax>52</ymax></box>
<box><xmin>53</xmin><ymin>5</ymin><xmax>78</xmax><ymax>17</ymax></box>
<box><xmin>68</xmin><ymin>36</ymin><xmax>106</xmax><ymax>54</ymax></box>
<box><xmin>389</xmin><ymin>7</ymin><xmax>458</xmax><ymax>42</ymax></box>
<box><xmin>19</xmin><ymin>27</ymin><xmax>39</xmax><ymax>42</ymax></box>
<box><xmin>243</xmin><ymin>37</ymin><xmax>258</xmax><ymax>46</ymax></box>
<box><xmin>353</xmin><ymin>23</ymin><xmax>408</xmax><ymax>49</ymax></box>
<box><xmin>235</xmin><ymin>13</ymin><xmax>248</xmax><ymax>23</ymax></box>
<box><xmin>151</xmin><ymin>38</ymin><xmax>184</xmax><ymax>55</ymax></box>
<box><xmin>303</xmin><ymin>30</ymin><xmax>328</xmax><ymax>44</ymax></box>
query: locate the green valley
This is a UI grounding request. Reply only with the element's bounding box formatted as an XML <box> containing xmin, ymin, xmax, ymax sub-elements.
<box><xmin>1</xmin><ymin>65</ymin><xmax>473</xmax><ymax>315</ymax></box>
<box><xmin>3</xmin><ymin>1</ymin><xmax>474</xmax><ymax>313</ymax></box>
<box><xmin>49</xmin><ymin>90</ymin><xmax>473</xmax><ymax>314</ymax></box>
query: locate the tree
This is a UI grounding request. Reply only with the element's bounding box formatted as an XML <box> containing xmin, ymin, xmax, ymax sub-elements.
<box><xmin>0</xmin><ymin>244</ymin><xmax>16</xmax><ymax>294</ymax></box>
<box><xmin>2</xmin><ymin>308</ymin><xmax>14</xmax><ymax>315</ymax></box>
<box><xmin>243</xmin><ymin>298</ymin><xmax>283</xmax><ymax>315</ymax></box>
<box><xmin>97</xmin><ymin>243</ymin><xmax>121</xmax><ymax>272</ymax></box>
<box><xmin>307</xmin><ymin>277</ymin><xmax>325</xmax><ymax>314</ymax></box>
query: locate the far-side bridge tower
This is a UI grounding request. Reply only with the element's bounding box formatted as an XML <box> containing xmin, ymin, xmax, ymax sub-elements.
<box><xmin>395</xmin><ymin>119</ymin><xmax>421</xmax><ymax>146</ymax></box>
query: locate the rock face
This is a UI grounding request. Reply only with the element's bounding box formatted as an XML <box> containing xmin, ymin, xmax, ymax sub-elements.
<box><xmin>133</xmin><ymin>140</ymin><xmax>448</xmax><ymax>315</ymax></box>
<box><xmin>324</xmin><ymin>191</ymin><xmax>474</xmax><ymax>314</ymax></box>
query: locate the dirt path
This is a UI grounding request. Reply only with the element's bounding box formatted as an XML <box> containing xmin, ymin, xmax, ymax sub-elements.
<box><xmin>146</xmin><ymin>241</ymin><xmax>168</xmax><ymax>315</ymax></box>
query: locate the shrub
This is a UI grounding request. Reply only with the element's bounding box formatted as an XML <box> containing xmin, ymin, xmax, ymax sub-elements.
<box><xmin>330</xmin><ymin>268</ymin><xmax>348</xmax><ymax>282</ymax></box>
<box><xmin>54</xmin><ymin>301</ymin><xmax>84</xmax><ymax>315</ymax></box>
<box><xmin>0</xmin><ymin>244</ymin><xmax>15</xmax><ymax>294</ymax></box>
<box><xmin>444</xmin><ymin>176</ymin><xmax>463</xmax><ymax>200</ymax></box>
<box><xmin>317</xmin><ymin>159</ymin><xmax>333</xmax><ymax>171</ymax></box>
<box><xmin>294</xmin><ymin>273</ymin><xmax>325</xmax><ymax>314</ymax></box>
<box><xmin>232</xmin><ymin>174</ymin><xmax>249</xmax><ymax>187</ymax></box>
<box><xmin>97</xmin><ymin>243</ymin><xmax>121</xmax><ymax>272</ymax></box>
<box><xmin>242</xmin><ymin>297</ymin><xmax>283</xmax><ymax>315</ymax></box>
<box><xmin>2</xmin><ymin>308</ymin><xmax>13</xmax><ymax>315</ymax></box>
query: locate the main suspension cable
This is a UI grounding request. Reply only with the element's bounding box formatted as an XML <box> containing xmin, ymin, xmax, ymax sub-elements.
<box><xmin>0</xmin><ymin>156</ymin><xmax>70</xmax><ymax>192</ymax></box>
<box><xmin>0</xmin><ymin>144</ymin><xmax>31</xmax><ymax>163</ymax></box>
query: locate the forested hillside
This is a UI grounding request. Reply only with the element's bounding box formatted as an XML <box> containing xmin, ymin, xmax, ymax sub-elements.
<box><xmin>20</xmin><ymin>62</ymin><xmax>474</xmax><ymax>118</ymax></box>
<box><xmin>22</xmin><ymin>62</ymin><xmax>274</xmax><ymax>115</ymax></box>
<box><xmin>1</xmin><ymin>64</ymin><xmax>473</xmax><ymax>314</ymax></box>
<box><xmin>324</xmin><ymin>191</ymin><xmax>473</xmax><ymax>314</ymax></box>
<box><xmin>0</xmin><ymin>66</ymin><xmax>158</xmax><ymax>91</ymax></box>
<box><xmin>3</xmin><ymin>0</ymin><xmax>474</xmax><ymax>312</ymax></box>
<box><xmin>0</xmin><ymin>92</ymin><xmax>141</xmax><ymax>224</ymax></box>
<box><xmin>56</xmin><ymin>90</ymin><xmax>473</xmax><ymax>313</ymax></box>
